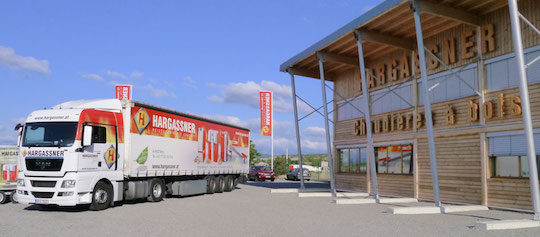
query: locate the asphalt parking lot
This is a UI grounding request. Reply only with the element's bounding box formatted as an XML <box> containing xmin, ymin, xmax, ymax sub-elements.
<box><xmin>1</xmin><ymin>181</ymin><xmax>539</xmax><ymax>237</ymax></box>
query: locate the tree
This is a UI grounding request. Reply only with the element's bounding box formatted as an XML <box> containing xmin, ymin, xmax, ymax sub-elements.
<box><xmin>273</xmin><ymin>156</ymin><xmax>288</xmax><ymax>175</ymax></box>
<box><xmin>249</xmin><ymin>140</ymin><xmax>261</xmax><ymax>166</ymax></box>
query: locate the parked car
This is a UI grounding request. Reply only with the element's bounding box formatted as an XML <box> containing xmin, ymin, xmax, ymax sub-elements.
<box><xmin>286</xmin><ymin>168</ymin><xmax>311</xmax><ymax>181</ymax></box>
<box><xmin>248</xmin><ymin>166</ymin><xmax>275</xmax><ymax>182</ymax></box>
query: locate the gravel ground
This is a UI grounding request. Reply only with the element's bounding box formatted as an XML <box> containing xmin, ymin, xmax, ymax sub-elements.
<box><xmin>0</xmin><ymin>181</ymin><xmax>539</xmax><ymax>237</ymax></box>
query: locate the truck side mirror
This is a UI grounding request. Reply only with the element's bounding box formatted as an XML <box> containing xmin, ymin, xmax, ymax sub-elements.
<box><xmin>14</xmin><ymin>123</ymin><xmax>23</xmax><ymax>146</ymax></box>
<box><xmin>82</xmin><ymin>125</ymin><xmax>93</xmax><ymax>147</ymax></box>
<box><xmin>14</xmin><ymin>123</ymin><xmax>23</xmax><ymax>131</ymax></box>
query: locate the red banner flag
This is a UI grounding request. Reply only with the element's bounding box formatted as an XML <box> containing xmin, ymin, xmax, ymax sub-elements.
<box><xmin>260</xmin><ymin>91</ymin><xmax>272</xmax><ymax>136</ymax></box>
<box><xmin>115</xmin><ymin>85</ymin><xmax>132</xmax><ymax>100</ymax></box>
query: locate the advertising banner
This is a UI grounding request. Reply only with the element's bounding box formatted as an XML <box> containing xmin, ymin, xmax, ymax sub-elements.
<box><xmin>129</xmin><ymin>106</ymin><xmax>250</xmax><ymax>175</ymax></box>
<box><xmin>259</xmin><ymin>91</ymin><xmax>272</xmax><ymax>136</ymax></box>
<box><xmin>115</xmin><ymin>85</ymin><xmax>132</xmax><ymax>100</ymax></box>
<box><xmin>0</xmin><ymin>146</ymin><xmax>19</xmax><ymax>187</ymax></box>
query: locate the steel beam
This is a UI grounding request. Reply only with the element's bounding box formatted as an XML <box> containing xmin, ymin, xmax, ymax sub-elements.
<box><xmin>287</xmin><ymin>69</ymin><xmax>306</xmax><ymax>191</ymax></box>
<box><xmin>289</xmin><ymin>66</ymin><xmax>322</xmax><ymax>80</ymax></box>
<box><xmin>412</xmin><ymin>0</ymin><xmax>442</xmax><ymax>208</ymax></box>
<box><xmin>508</xmin><ymin>0</ymin><xmax>540</xmax><ymax>220</ymax></box>
<box><xmin>319</xmin><ymin>52</ymin><xmax>359</xmax><ymax>67</ymax></box>
<box><xmin>412</xmin><ymin>0</ymin><xmax>480</xmax><ymax>27</ymax></box>
<box><xmin>354</xmin><ymin>30</ymin><xmax>379</xmax><ymax>200</ymax></box>
<box><xmin>361</xmin><ymin>29</ymin><xmax>416</xmax><ymax>51</ymax></box>
<box><xmin>317</xmin><ymin>56</ymin><xmax>337</xmax><ymax>198</ymax></box>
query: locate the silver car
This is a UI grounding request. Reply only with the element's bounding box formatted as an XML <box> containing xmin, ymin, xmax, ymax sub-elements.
<box><xmin>286</xmin><ymin>168</ymin><xmax>311</xmax><ymax>181</ymax></box>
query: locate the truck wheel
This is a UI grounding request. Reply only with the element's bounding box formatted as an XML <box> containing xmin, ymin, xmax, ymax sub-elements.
<box><xmin>215</xmin><ymin>176</ymin><xmax>225</xmax><ymax>193</ymax></box>
<box><xmin>207</xmin><ymin>176</ymin><xmax>217</xmax><ymax>194</ymax></box>
<box><xmin>233</xmin><ymin>177</ymin><xmax>239</xmax><ymax>188</ymax></box>
<box><xmin>89</xmin><ymin>181</ymin><xmax>113</xmax><ymax>211</ymax></box>
<box><xmin>0</xmin><ymin>191</ymin><xmax>7</xmax><ymax>204</ymax></box>
<box><xmin>147</xmin><ymin>179</ymin><xmax>165</xmax><ymax>202</ymax></box>
<box><xmin>224</xmin><ymin>176</ymin><xmax>234</xmax><ymax>192</ymax></box>
<box><xmin>10</xmin><ymin>191</ymin><xmax>18</xmax><ymax>204</ymax></box>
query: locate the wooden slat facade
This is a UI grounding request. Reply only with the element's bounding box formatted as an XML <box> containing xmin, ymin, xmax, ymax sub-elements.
<box><xmin>328</xmin><ymin>0</ymin><xmax>540</xmax><ymax>211</ymax></box>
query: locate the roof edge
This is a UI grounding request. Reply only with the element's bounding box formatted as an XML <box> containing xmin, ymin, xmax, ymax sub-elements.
<box><xmin>279</xmin><ymin>0</ymin><xmax>407</xmax><ymax>72</ymax></box>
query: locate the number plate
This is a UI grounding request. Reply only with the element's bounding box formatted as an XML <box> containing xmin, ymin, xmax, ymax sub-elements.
<box><xmin>35</xmin><ymin>199</ymin><xmax>49</xmax><ymax>204</ymax></box>
<box><xmin>266</xmin><ymin>175</ymin><xmax>271</xmax><ymax>178</ymax></box>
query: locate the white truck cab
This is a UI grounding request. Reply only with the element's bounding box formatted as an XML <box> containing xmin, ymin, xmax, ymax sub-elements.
<box><xmin>16</xmin><ymin>99</ymin><xmax>125</xmax><ymax>209</ymax></box>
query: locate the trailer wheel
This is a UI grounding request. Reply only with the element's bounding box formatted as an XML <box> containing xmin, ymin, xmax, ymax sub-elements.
<box><xmin>89</xmin><ymin>181</ymin><xmax>113</xmax><ymax>211</ymax></box>
<box><xmin>233</xmin><ymin>177</ymin><xmax>239</xmax><ymax>188</ymax></box>
<box><xmin>224</xmin><ymin>176</ymin><xmax>234</xmax><ymax>192</ymax></box>
<box><xmin>215</xmin><ymin>176</ymin><xmax>225</xmax><ymax>193</ymax></box>
<box><xmin>147</xmin><ymin>179</ymin><xmax>165</xmax><ymax>202</ymax></box>
<box><xmin>0</xmin><ymin>191</ymin><xmax>7</xmax><ymax>204</ymax></box>
<box><xmin>207</xmin><ymin>176</ymin><xmax>217</xmax><ymax>194</ymax></box>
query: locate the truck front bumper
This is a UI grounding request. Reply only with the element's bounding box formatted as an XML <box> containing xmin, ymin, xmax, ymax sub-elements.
<box><xmin>16</xmin><ymin>173</ymin><xmax>92</xmax><ymax>206</ymax></box>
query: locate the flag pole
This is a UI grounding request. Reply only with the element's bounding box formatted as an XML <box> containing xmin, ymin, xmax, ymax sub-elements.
<box><xmin>271</xmin><ymin>91</ymin><xmax>274</xmax><ymax>171</ymax></box>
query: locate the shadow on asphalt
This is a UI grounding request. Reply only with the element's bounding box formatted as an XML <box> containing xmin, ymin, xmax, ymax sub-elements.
<box><xmin>241</xmin><ymin>180</ymin><xmax>330</xmax><ymax>190</ymax></box>
<box><xmin>21</xmin><ymin>186</ymin><xmax>245</xmax><ymax>212</ymax></box>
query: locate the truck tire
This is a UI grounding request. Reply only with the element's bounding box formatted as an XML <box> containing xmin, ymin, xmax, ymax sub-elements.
<box><xmin>224</xmin><ymin>176</ymin><xmax>234</xmax><ymax>192</ymax></box>
<box><xmin>233</xmin><ymin>177</ymin><xmax>239</xmax><ymax>188</ymax></box>
<box><xmin>207</xmin><ymin>176</ymin><xmax>217</xmax><ymax>194</ymax></box>
<box><xmin>215</xmin><ymin>176</ymin><xmax>225</xmax><ymax>193</ymax></box>
<box><xmin>0</xmin><ymin>191</ymin><xmax>7</xmax><ymax>204</ymax></box>
<box><xmin>89</xmin><ymin>181</ymin><xmax>113</xmax><ymax>211</ymax></box>
<box><xmin>147</xmin><ymin>179</ymin><xmax>165</xmax><ymax>202</ymax></box>
<box><xmin>10</xmin><ymin>191</ymin><xmax>18</xmax><ymax>204</ymax></box>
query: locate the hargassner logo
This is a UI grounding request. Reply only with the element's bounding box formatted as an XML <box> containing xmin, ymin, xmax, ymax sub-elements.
<box><xmin>25</xmin><ymin>150</ymin><xmax>65</xmax><ymax>157</ymax></box>
<box><xmin>134</xmin><ymin>107</ymin><xmax>150</xmax><ymax>135</ymax></box>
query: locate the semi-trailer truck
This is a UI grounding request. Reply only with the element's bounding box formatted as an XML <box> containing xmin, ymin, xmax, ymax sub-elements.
<box><xmin>15</xmin><ymin>99</ymin><xmax>250</xmax><ymax>210</ymax></box>
<box><xmin>0</xmin><ymin>145</ymin><xmax>18</xmax><ymax>204</ymax></box>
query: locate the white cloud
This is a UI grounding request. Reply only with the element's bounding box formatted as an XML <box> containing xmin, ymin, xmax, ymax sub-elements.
<box><xmin>206</xmin><ymin>82</ymin><xmax>219</xmax><ymax>88</ymax></box>
<box><xmin>0</xmin><ymin>118</ymin><xmax>22</xmax><ymax>145</ymax></box>
<box><xmin>0</xmin><ymin>45</ymin><xmax>50</xmax><ymax>74</ymax></box>
<box><xmin>81</xmin><ymin>73</ymin><xmax>104</xmax><ymax>81</ymax></box>
<box><xmin>141</xmin><ymin>84</ymin><xmax>176</xmax><ymax>98</ymax></box>
<box><xmin>130</xmin><ymin>71</ymin><xmax>144</xmax><ymax>79</ymax></box>
<box><xmin>106</xmin><ymin>70</ymin><xmax>128</xmax><ymax>80</ymax></box>
<box><xmin>304</xmin><ymin>126</ymin><xmax>325</xmax><ymax>137</ymax></box>
<box><xmin>209</xmin><ymin>80</ymin><xmax>298</xmax><ymax>113</ymax></box>
<box><xmin>183</xmin><ymin>76</ymin><xmax>197</xmax><ymax>89</ymax></box>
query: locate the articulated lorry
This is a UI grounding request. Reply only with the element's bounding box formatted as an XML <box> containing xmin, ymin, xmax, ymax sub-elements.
<box><xmin>0</xmin><ymin>146</ymin><xmax>18</xmax><ymax>204</ymax></box>
<box><xmin>15</xmin><ymin>99</ymin><xmax>250</xmax><ymax>210</ymax></box>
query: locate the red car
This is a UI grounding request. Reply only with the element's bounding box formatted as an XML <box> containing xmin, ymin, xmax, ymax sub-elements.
<box><xmin>248</xmin><ymin>166</ymin><xmax>275</xmax><ymax>182</ymax></box>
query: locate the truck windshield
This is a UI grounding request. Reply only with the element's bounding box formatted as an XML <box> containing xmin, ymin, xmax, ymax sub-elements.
<box><xmin>22</xmin><ymin>122</ymin><xmax>78</xmax><ymax>147</ymax></box>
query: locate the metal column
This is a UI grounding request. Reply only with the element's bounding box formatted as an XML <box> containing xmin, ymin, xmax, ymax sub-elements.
<box><xmin>412</xmin><ymin>0</ymin><xmax>441</xmax><ymax>207</ymax></box>
<box><xmin>354</xmin><ymin>31</ymin><xmax>379</xmax><ymax>199</ymax></box>
<box><xmin>317</xmin><ymin>55</ymin><xmax>337</xmax><ymax>198</ymax></box>
<box><xmin>288</xmin><ymin>69</ymin><xmax>305</xmax><ymax>191</ymax></box>
<box><xmin>508</xmin><ymin>0</ymin><xmax>540</xmax><ymax>220</ymax></box>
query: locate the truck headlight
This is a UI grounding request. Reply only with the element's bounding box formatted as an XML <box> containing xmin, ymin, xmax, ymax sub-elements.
<box><xmin>61</xmin><ymin>180</ymin><xmax>76</xmax><ymax>188</ymax></box>
<box><xmin>17</xmin><ymin>179</ymin><xmax>25</xmax><ymax>187</ymax></box>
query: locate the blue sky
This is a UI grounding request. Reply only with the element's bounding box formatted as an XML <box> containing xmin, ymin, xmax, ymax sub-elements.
<box><xmin>0</xmin><ymin>0</ymin><xmax>381</xmax><ymax>155</ymax></box>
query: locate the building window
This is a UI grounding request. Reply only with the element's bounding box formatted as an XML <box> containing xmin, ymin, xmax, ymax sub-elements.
<box><xmin>490</xmin><ymin>155</ymin><xmax>540</xmax><ymax>178</ymax></box>
<box><xmin>488</xmin><ymin>131</ymin><xmax>540</xmax><ymax>178</ymax></box>
<box><xmin>376</xmin><ymin>145</ymin><xmax>413</xmax><ymax>174</ymax></box>
<box><xmin>338</xmin><ymin>148</ymin><xmax>367</xmax><ymax>173</ymax></box>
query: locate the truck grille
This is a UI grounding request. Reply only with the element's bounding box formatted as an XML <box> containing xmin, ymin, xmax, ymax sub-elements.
<box><xmin>32</xmin><ymin>192</ymin><xmax>55</xmax><ymax>198</ymax></box>
<box><xmin>31</xmin><ymin>181</ymin><xmax>57</xmax><ymax>188</ymax></box>
<box><xmin>25</xmin><ymin>158</ymin><xmax>63</xmax><ymax>171</ymax></box>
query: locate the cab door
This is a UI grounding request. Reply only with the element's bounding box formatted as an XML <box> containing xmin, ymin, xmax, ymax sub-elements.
<box><xmin>80</xmin><ymin>123</ymin><xmax>118</xmax><ymax>171</ymax></box>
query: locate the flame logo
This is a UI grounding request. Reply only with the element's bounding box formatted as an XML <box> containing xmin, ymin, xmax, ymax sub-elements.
<box><xmin>134</xmin><ymin>107</ymin><xmax>150</xmax><ymax>135</ymax></box>
<box><xmin>104</xmin><ymin>145</ymin><xmax>116</xmax><ymax>169</ymax></box>
<box><xmin>261</xmin><ymin>126</ymin><xmax>269</xmax><ymax>135</ymax></box>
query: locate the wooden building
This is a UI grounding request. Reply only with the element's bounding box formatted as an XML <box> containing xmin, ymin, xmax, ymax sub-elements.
<box><xmin>280</xmin><ymin>0</ymin><xmax>539</xmax><ymax>211</ymax></box>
